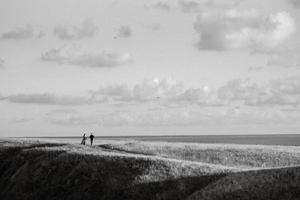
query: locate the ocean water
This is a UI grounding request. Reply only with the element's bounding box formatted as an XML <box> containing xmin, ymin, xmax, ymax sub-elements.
<box><xmin>33</xmin><ymin>134</ymin><xmax>300</xmax><ymax>146</ymax></box>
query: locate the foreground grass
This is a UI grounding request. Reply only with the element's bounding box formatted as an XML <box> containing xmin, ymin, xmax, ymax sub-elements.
<box><xmin>187</xmin><ymin>165</ymin><xmax>300</xmax><ymax>200</ymax></box>
<box><xmin>0</xmin><ymin>140</ymin><xmax>236</xmax><ymax>200</ymax></box>
<box><xmin>99</xmin><ymin>140</ymin><xmax>300</xmax><ymax>168</ymax></box>
<box><xmin>1</xmin><ymin>139</ymin><xmax>300</xmax><ymax>200</ymax></box>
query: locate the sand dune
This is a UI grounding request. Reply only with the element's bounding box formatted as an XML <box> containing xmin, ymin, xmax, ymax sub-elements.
<box><xmin>0</xmin><ymin>139</ymin><xmax>299</xmax><ymax>200</ymax></box>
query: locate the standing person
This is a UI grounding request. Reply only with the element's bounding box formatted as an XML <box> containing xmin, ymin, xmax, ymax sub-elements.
<box><xmin>81</xmin><ymin>133</ymin><xmax>86</xmax><ymax>145</ymax></box>
<box><xmin>90</xmin><ymin>133</ymin><xmax>94</xmax><ymax>146</ymax></box>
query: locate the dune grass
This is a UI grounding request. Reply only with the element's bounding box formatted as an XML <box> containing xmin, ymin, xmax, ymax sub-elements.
<box><xmin>99</xmin><ymin>140</ymin><xmax>300</xmax><ymax>168</ymax></box>
<box><xmin>186</xmin><ymin>165</ymin><xmax>300</xmax><ymax>200</ymax></box>
<box><xmin>0</xmin><ymin>140</ymin><xmax>232</xmax><ymax>200</ymax></box>
<box><xmin>1</xmin><ymin>139</ymin><xmax>300</xmax><ymax>200</ymax></box>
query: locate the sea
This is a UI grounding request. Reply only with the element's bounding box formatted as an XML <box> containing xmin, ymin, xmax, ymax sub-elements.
<box><xmin>30</xmin><ymin>134</ymin><xmax>300</xmax><ymax>146</ymax></box>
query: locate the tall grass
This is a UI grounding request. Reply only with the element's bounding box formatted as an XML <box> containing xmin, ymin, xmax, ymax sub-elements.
<box><xmin>99</xmin><ymin>140</ymin><xmax>300</xmax><ymax>168</ymax></box>
<box><xmin>1</xmin><ymin>139</ymin><xmax>300</xmax><ymax>200</ymax></box>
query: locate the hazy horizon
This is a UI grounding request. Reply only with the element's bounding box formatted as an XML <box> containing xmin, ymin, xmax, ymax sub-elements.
<box><xmin>1</xmin><ymin>0</ymin><xmax>300</xmax><ymax>137</ymax></box>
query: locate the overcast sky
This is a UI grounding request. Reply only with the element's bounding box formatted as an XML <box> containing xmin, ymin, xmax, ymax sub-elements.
<box><xmin>1</xmin><ymin>0</ymin><xmax>300</xmax><ymax>137</ymax></box>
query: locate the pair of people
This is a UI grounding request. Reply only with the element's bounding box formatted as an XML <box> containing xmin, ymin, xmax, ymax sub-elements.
<box><xmin>81</xmin><ymin>133</ymin><xmax>94</xmax><ymax>145</ymax></box>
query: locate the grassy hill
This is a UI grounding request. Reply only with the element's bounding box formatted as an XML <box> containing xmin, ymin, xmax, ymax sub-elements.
<box><xmin>0</xmin><ymin>139</ymin><xmax>300</xmax><ymax>200</ymax></box>
<box><xmin>187</xmin><ymin>166</ymin><xmax>300</xmax><ymax>200</ymax></box>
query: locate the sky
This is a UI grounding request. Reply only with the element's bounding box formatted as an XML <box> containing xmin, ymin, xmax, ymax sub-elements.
<box><xmin>1</xmin><ymin>0</ymin><xmax>300</xmax><ymax>137</ymax></box>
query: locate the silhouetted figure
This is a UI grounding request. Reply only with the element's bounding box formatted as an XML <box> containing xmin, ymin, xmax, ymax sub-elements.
<box><xmin>90</xmin><ymin>133</ymin><xmax>94</xmax><ymax>146</ymax></box>
<box><xmin>81</xmin><ymin>133</ymin><xmax>86</xmax><ymax>145</ymax></box>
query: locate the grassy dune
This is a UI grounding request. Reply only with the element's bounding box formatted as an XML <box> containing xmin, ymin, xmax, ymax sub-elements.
<box><xmin>99</xmin><ymin>140</ymin><xmax>300</xmax><ymax>168</ymax></box>
<box><xmin>0</xmin><ymin>139</ymin><xmax>300</xmax><ymax>200</ymax></box>
<box><xmin>187</xmin><ymin>166</ymin><xmax>300</xmax><ymax>200</ymax></box>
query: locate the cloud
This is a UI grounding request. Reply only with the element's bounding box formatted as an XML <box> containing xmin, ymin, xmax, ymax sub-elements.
<box><xmin>3</xmin><ymin>93</ymin><xmax>97</xmax><ymax>106</ymax></box>
<box><xmin>289</xmin><ymin>0</ymin><xmax>300</xmax><ymax>8</ymax></box>
<box><xmin>175</xmin><ymin>87</ymin><xmax>223</xmax><ymax>106</ymax></box>
<box><xmin>2</xmin><ymin>78</ymin><xmax>220</xmax><ymax>107</ymax></box>
<box><xmin>6</xmin><ymin>77</ymin><xmax>300</xmax><ymax>108</ymax></box>
<box><xmin>218</xmin><ymin>77</ymin><xmax>300</xmax><ymax>106</ymax></box>
<box><xmin>178</xmin><ymin>0</ymin><xmax>202</xmax><ymax>13</ymax></box>
<box><xmin>148</xmin><ymin>0</ymin><xmax>242</xmax><ymax>13</ymax></box>
<box><xmin>91</xmin><ymin>77</ymin><xmax>222</xmax><ymax>106</ymax></box>
<box><xmin>50</xmin><ymin>108</ymin><xmax>77</xmax><ymax>114</ymax></box>
<box><xmin>248</xmin><ymin>66</ymin><xmax>263</xmax><ymax>72</ymax></box>
<box><xmin>1</xmin><ymin>25</ymin><xmax>44</xmax><ymax>40</ymax></box>
<box><xmin>86</xmin><ymin>78</ymin><xmax>184</xmax><ymax>104</ymax></box>
<box><xmin>194</xmin><ymin>10</ymin><xmax>296</xmax><ymax>51</ymax></box>
<box><xmin>146</xmin><ymin>1</ymin><xmax>173</xmax><ymax>11</ymax></box>
<box><xmin>148</xmin><ymin>23</ymin><xmax>162</xmax><ymax>31</ymax></box>
<box><xmin>266</xmin><ymin>47</ymin><xmax>300</xmax><ymax>68</ymax></box>
<box><xmin>0</xmin><ymin>58</ymin><xmax>4</xmax><ymax>68</ymax></box>
<box><xmin>53</xmin><ymin>19</ymin><xmax>98</xmax><ymax>40</ymax></box>
<box><xmin>138</xmin><ymin>23</ymin><xmax>162</xmax><ymax>31</ymax></box>
<box><xmin>41</xmin><ymin>45</ymin><xmax>134</xmax><ymax>68</ymax></box>
<box><xmin>117</xmin><ymin>26</ymin><xmax>132</xmax><ymax>38</ymax></box>
<box><xmin>11</xmin><ymin>117</ymin><xmax>34</xmax><ymax>123</ymax></box>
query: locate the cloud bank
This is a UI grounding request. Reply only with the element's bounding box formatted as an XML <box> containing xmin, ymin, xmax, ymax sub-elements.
<box><xmin>91</xmin><ymin>77</ymin><xmax>221</xmax><ymax>106</ymax></box>
<box><xmin>1</xmin><ymin>78</ymin><xmax>218</xmax><ymax>106</ymax></box>
<box><xmin>3</xmin><ymin>77</ymin><xmax>300</xmax><ymax>108</ymax></box>
<box><xmin>218</xmin><ymin>77</ymin><xmax>300</xmax><ymax>106</ymax></box>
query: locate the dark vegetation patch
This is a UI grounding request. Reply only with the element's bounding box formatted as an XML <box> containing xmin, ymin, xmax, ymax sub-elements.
<box><xmin>186</xmin><ymin>166</ymin><xmax>300</xmax><ymax>200</ymax></box>
<box><xmin>0</xmin><ymin>144</ymin><xmax>224</xmax><ymax>200</ymax></box>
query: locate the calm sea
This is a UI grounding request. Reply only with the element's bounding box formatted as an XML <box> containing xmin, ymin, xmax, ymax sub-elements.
<box><xmin>32</xmin><ymin>134</ymin><xmax>300</xmax><ymax>146</ymax></box>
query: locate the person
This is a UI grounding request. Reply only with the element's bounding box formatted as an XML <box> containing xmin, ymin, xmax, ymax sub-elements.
<box><xmin>90</xmin><ymin>133</ymin><xmax>94</xmax><ymax>146</ymax></box>
<box><xmin>81</xmin><ymin>133</ymin><xmax>86</xmax><ymax>145</ymax></box>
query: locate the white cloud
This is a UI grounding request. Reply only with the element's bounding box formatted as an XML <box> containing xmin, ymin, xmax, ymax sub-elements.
<box><xmin>178</xmin><ymin>0</ymin><xmax>202</xmax><ymax>13</ymax></box>
<box><xmin>147</xmin><ymin>0</ymin><xmax>239</xmax><ymax>13</ymax></box>
<box><xmin>53</xmin><ymin>19</ymin><xmax>98</xmax><ymax>40</ymax></box>
<box><xmin>1</xmin><ymin>25</ymin><xmax>44</xmax><ymax>40</ymax></box>
<box><xmin>175</xmin><ymin>87</ymin><xmax>223</xmax><ymax>106</ymax></box>
<box><xmin>248</xmin><ymin>66</ymin><xmax>263</xmax><ymax>72</ymax></box>
<box><xmin>147</xmin><ymin>1</ymin><xmax>173</xmax><ymax>11</ymax></box>
<box><xmin>4</xmin><ymin>93</ymin><xmax>96</xmax><ymax>106</ymax></box>
<box><xmin>218</xmin><ymin>77</ymin><xmax>300</xmax><ymax>106</ymax></box>
<box><xmin>194</xmin><ymin>10</ymin><xmax>296</xmax><ymax>51</ymax></box>
<box><xmin>0</xmin><ymin>58</ymin><xmax>4</xmax><ymax>68</ymax></box>
<box><xmin>289</xmin><ymin>0</ymin><xmax>300</xmax><ymax>8</ymax></box>
<box><xmin>41</xmin><ymin>44</ymin><xmax>134</xmax><ymax>68</ymax></box>
<box><xmin>91</xmin><ymin>77</ymin><xmax>221</xmax><ymax>106</ymax></box>
<box><xmin>11</xmin><ymin>117</ymin><xmax>34</xmax><ymax>123</ymax></box>
<box><xmin>89</xmin><ymin>78</ymin><xmax>184</xmax><ymax>103</ymax></box>
<box><xmin>117</xmin><ymin>26</ymin><xmax>132</xmax><ymax>38</ymax></box>
<box><xmin>50</xmin><ymin>108</ymin><xmax>77</xmax><ymax>114</ymax></box>
<box><xmin>2</xmin><ymin>78</ymin><xmax>220</xmax><ymax>106</ymax></box>
<box><xmin>149</xmin><ymin>23</ymin><xmax>162</xmax><ymax>31</ymax></box>
<box><xmin>266</xmin><ymin>46</ymin><xmax>300</xmax><ymax>68</ymax></box>
<box><xmin>5</xmin><ymin>77</ymin><xmax>300</xmax><ymax>108</ymax></box>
